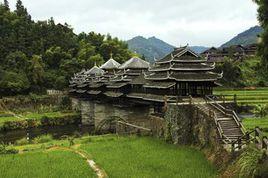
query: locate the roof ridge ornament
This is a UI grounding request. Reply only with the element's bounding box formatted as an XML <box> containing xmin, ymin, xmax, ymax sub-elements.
<box><xmin>219</xmin><ymin>71</ymin><xmax>223</xmax><ymax>78</ymax></box>
<box><xmin>171</xmin><ymin>53</ymin><xmax>174</xmax><ymax>59</ymax></box>
<box><xmin>211</xmin><ymin>62</ymin><xmax>216</xmax><ymax>68</ymax></box>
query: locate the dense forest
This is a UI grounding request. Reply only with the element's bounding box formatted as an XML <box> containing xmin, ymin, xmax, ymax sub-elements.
<box><xmin>0</xmin><ymin>0</ymin><xmax>134</xmax><ymax>96</ymax></box>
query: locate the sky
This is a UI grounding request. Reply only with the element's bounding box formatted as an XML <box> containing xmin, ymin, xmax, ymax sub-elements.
<box><xmin>7</xmin><ymin>0</ymin><xmax>259</xmax><ymax>47</ymax></box>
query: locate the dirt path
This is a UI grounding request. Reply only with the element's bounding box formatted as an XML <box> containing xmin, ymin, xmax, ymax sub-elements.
<box><xmin>47</xmin><ymin>146</ymin><xmax>107</xmax><ymax>178</ymax></box>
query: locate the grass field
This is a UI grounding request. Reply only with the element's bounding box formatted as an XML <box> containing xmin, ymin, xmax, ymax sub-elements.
<box><xmin>0</xmin><ymin>150</ymin><xmax>95</xmax><ymax>178</ymax></box>
<box><xmin>214</xmin><ymin>87</ymin><xmax>268</xmax><ymax>105</ymax></box>
<box><xmin>0</xmin><ymin>135</ymin><xmax>217</xmax><ymax>178</ymax></box>
<box><xmin>0</xmin><ymin>111</ymin><xmax>78</xmax><ymax>126</ymax></box>
<box><xmin>80</xmin><ymin>136</ymin><xmax>217</xmax><ymax>178</ymax></box>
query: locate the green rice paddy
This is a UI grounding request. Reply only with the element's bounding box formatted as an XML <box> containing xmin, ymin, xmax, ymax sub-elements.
<box><xmin>0</xmin><ymin>150</ymin><xmax>95</xmax><ymax>178</ymax></box>
<box><xmin>214</xmin><ymin>87</ymin><xmax>268</xmax><ymax>104</ymax></box>
<box><xmin>0</xmin><ymin>135</ymin><xmax>217</xmax><ymax>178</ymax></box>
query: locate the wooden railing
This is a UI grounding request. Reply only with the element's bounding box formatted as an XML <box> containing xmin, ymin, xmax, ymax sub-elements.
<box><xmin>116</xmin><ymin>121</ymin><xmax>152</xmax><ymax>135</ymax></box>
<box><xmin>205</xmin><ymin>95</ymin><xmax>246</xmax><ymax>135</ymax></box>
<box><xmin>205</xmin><ymin>95</ymin><xmax>268</xmax><ymax>153</ymax></box>
<box><xmin>231</xmin><ymin>127</ymin><xmax>268</xmax><ymax>153</ymax></box>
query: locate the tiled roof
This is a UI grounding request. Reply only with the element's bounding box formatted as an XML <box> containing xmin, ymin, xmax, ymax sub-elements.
<box><xmin>100</xmin><ymin>58</ymin><xmax>121</xmax><ymax>70</ymax></box>
<box><xmin>119</xmin><ymin>57</ymin><xmax>150</xmax><ymax>69</ymax></box>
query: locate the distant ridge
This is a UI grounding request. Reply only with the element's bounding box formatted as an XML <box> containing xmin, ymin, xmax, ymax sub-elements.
<box><xmin>127</xmin><ymin>36</ymin><xmax>208</xmax><ymax>62</ymax></box>
<box><xmin>221</xmin><ymin>26</ymin><xmax>263</xmax><ymax>48</ymax></box>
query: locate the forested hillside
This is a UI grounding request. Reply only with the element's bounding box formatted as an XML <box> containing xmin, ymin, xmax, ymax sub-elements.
<box><xmin>127</xmin><ymin>36</ymin><xmax>174</xmax><ymax>63</ymax></box>
<box><xmin>127</xmin><ymin>36</ymin><xmax>209</xmax><ymax>62</ymax></box>
<box><xmin>0</xmin><ymin>0</ymin><xmax>133</xmax><ymax>96</ymax></box>
<box><xmin>221</xmin><ymin>26</ymin><xmax>263</xmax><ymax>47</ymax></box>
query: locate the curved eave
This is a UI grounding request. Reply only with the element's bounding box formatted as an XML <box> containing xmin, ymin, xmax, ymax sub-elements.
<box><xmin>144</xmin><ymin>84</ymin><xmax>176</xmax><ymax>89</ymax></box>
<box><xmin>155</xmin><ymin>59</ymin><xmax>208</xmax><ymax>64</ymax></box>
<box><xmin>149</xmin><ymin>67</ymin><xmax>215</xmax><ymax>72</ymax></box>
<box><xmin>144</xmin><ymin>76</ymin><xmax>218</xmax><ymax>82</ymax></box>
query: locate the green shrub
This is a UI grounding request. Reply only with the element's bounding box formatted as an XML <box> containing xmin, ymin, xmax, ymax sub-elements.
<box><xmin>59</xmin><ymin>96</ymin><xmax>72</xmax><ymax>110</ymax></box>
<box><xmin>0</xmin><ymin>144</ymin><xmax>18</xmax><ymax>154</ymax></box>
<box><xmin>254</xmin><ymin>104</ymin><xmax>268</xmax><ymax>118</ymax></box>
<box><xmin>15</xmin><ymin>138</ymin><xmax>29</xmax><ymax>146</ymax></box>
<box><xmin>3</xmin><ymin>120</ymin><xmax>28</xmax><ymax>131</ymax></box>
<box><xmin>32</xmin><ymin>135</ymin><xmax>53</xmax><ymax>144</ymax></box>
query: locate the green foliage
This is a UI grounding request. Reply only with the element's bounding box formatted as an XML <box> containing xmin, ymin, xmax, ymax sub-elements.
<box><xmin>254</xmin><ymin>104</ymin><xmax>268</xmax><ymax>118</ymax></box>
<box><xmin>215</xmin><ymin>58</ymin><xmax>243</xmax><ymax>87</ymax></box>
<box><xmin>253</xmin><ymin>0</ymin><xmax>268</xmax><ymax>72</ymax></box>
<box><xmin>0</xmin><ymin>1</ymin><xmax>133</xmax><ymax>96</ymax></box>
<box><xmin>15</xmin><ymin>138</ymin><xmax>29</xmax><ymax>146</ymax></box>
<box><xmin>0</xmin><ymin>144</ymin><xmax>18</xmax><ymax>154</ymax></box>
<box><xmin>59</xmin><ymin>96</ymin><xmax>72</xmax><ymax>110</ymax></box>
<box><xmin>32</xmin><ymin>135</ymin><xmax>53</xmax><ymax>144</ymax></box>
<box><xmin>236</xmin><ymin>146</ymin><xmax>265</xmax><ymax>178</ymax></box>
<box><xmin>0</xmin><ymin>70</ymin><xmax>30</xmax><ymax>95</ymax></box>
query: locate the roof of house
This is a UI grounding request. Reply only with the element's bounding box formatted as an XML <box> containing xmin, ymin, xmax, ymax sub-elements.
<box><xmin>119</xmin><ymin>57</ymin><xmax>150</xmax><ymax>69</ymax></box>
<box><xmin>85</xmin><ymin>66</ymin><xmax>105</xmax><ymax>76</ymax></box>
<box><xmin>100</xmin><ymin>58</ymin><xmax>121</xmax><ymax>70</ymax></box>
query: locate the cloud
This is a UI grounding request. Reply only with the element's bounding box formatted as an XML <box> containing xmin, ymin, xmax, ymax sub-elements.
<box><xmin>7</xmin><ymin>0</ymin><xmax>258</xmax><ymax>46</ymax></box>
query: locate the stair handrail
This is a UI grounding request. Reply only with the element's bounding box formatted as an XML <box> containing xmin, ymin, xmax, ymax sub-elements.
<box><xmin>206</xmin><ymin>95</ymin><xmax>246</xmax><ymax>133</ymax></box>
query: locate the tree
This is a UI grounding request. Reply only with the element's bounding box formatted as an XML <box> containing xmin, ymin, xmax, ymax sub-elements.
<box><xmin>28</xmin><ymin>55</ymin><xmax>45</xmax><ymax>86</ymax></box>
<box><xmin>15</xmin><ymin>0</ymin><xmax>30</xmax><ymax>19</ymax></box>
<box><xmin>77</xmin><ymin>40</ymin><xmax>96</xmax><ymax>67</ymax></box>
<box><xmin>3</xmin><ymin>0</ymin><xmax>9</xmax><ymax>11</ymax></box>
<box><xmin>5</xmin><ymin>51</ymin><xmax>29</xmax><ymax>72</ymax></box>
<box><xmin>0</xmin><ymin>71</ymin><xmax>30</xmax><ymax>95</ymax></box>
<box><xmin>85</xmin><ymin>54</ymin><xmax>104</xmax><ymax>68</ymax></box>
<box><xmin>215</xmin><ymin>58</ymin><xmax>243</xmax><ymax>87</ymax></box>
<box><xmin>253</xmin><ymin>0</ymin><xmax>268</xmax><ymax>71</ymax></box>
<box><xmin>44</xmin><ymin>46</ymin><xmax>72</xmax><ymax>69</ymax></box>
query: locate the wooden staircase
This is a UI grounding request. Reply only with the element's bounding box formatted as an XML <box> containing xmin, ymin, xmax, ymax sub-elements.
<box><xmin>195</xmin><ymin>96</ymin><xmax>246</xmax><ymax>144</ymax></box>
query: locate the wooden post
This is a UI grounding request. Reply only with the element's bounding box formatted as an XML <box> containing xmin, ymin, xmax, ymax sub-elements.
<box><xmin>262</xmin><ymin>136</ymin><xmax>267</xmax><ymax>150</ymax></box>
<box><xmin>234</xmin><ymin>94</ymin><xmax>237</xmax><ymax>104</ymax></box>
<box><xmin>246</xmin><ymin>132</ymin><xmax>250</xmax><ymax>144</ymax></box>
<box><xmin>238</xmin><ymin>139</ymin><xmax>242</xmax><ymax>150</ymax></box>
<box><xmin>255</xmin><ymin>127</ymin><xmax>260</xmax><ymax>144</ymax></box>
<box><xmin>189</xmin><ymin>95</ymin><xmax>192</xmax><ymax>105</ymax></box>
<box><xmin>231</xmin><ymin>142</ymin><xmax>235</xmax><ymax>153</ymax></box>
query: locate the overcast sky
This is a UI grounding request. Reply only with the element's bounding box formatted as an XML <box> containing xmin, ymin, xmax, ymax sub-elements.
<box><xmin>7</xmin><ymin>0</ymin><xmax>258</xmax><ymax>47</ymax></box>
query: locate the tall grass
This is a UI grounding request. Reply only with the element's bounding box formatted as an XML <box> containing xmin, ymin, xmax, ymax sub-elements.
<box><xmin>243</xmin><ymin>117</ymin><xmax>268</xmax><ymax>136</ymax></box>
<box><xmin>80</xmin><ymin>136</ymin><xmax>217</xmax><ymax>178</ymax></box>
<box><xmin>0</xmin><ymin>150</ymin><xmax>95</xmax><ymax>178</ymax></box>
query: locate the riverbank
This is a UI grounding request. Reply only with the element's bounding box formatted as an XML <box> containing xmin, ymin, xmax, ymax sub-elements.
<box><xmin>0</xmin><ymin>111</ymin><xmax>81</xmax><ymax>131</ymax></box>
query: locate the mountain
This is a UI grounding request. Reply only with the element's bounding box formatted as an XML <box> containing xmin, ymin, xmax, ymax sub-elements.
<box><xmin>189</xmin><ymin>46</ymin><xmax>209</xmax><ymax>54</ymax></box>
<box><xmin>221</xmin><ymin>26</ymin><xmax>263</xmax><ymax>48</ymax></box>
<box><xmin>127</xmin><ymin>36</ymin><xmax>174</xmax><ymax>63</ymax></box>
<box><xmin>127</xmin><ymin>36</ymin><xmax>208</xmax><ymax>62</ymax></box>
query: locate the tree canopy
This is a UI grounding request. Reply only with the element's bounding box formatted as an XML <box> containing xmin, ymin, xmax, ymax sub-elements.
<box><xmin>0</xmin><ymin>0</ymin><xmax>134</xmax><ymax>96</ymax></box>
<box><xmin>253</xmin><ymin>0</ymin><xmax>268</xmax><ymax>71</ymax></box>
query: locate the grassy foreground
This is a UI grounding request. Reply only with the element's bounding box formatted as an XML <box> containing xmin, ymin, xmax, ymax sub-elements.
<box><xmin>0</xmin><ymin>150</ymin><xmax>95</xmax><ymax>178</ymax></box>
<box><xmin>0</xmin><ymin>135</ymin><xmax>217</xmax><ymax>178</ymax></box>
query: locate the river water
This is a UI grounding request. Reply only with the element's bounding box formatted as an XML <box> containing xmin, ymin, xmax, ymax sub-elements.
<box><xmin>0</xmin><ymin>99</ymin><xmax>151</xmax><ymax>143</ymax></box>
